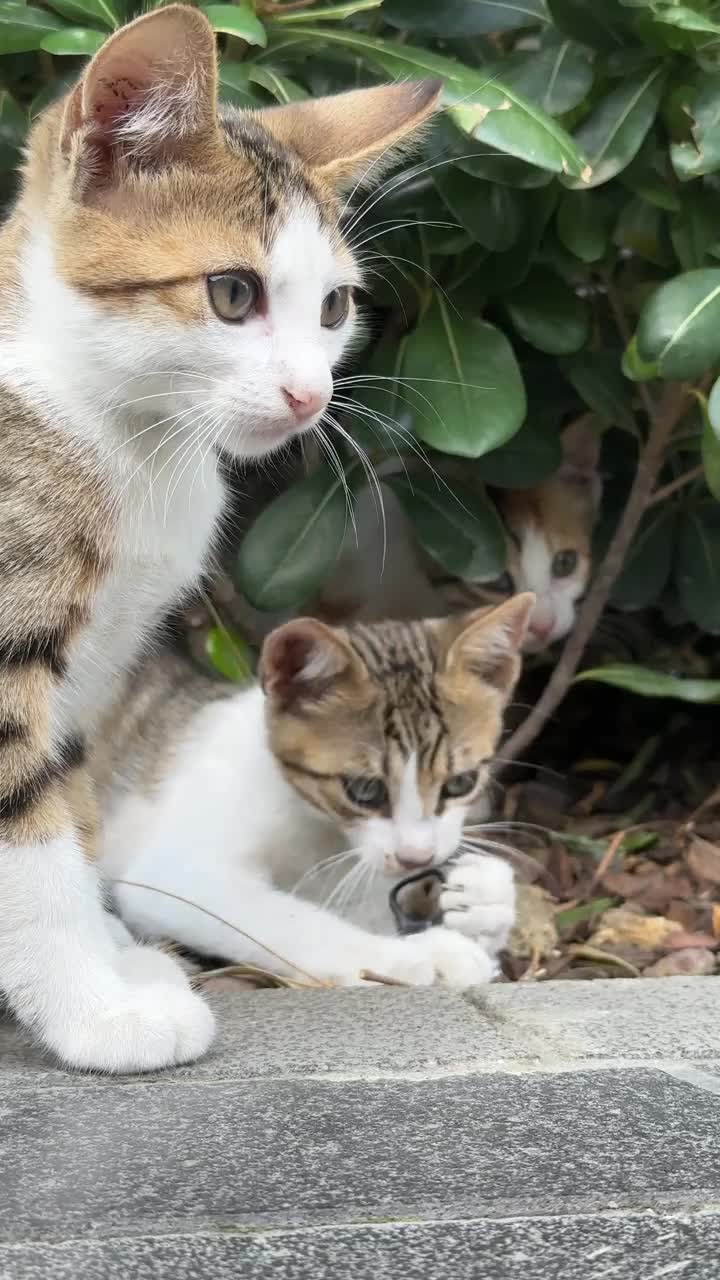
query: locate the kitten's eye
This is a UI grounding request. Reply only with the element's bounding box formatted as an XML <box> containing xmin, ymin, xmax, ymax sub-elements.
<box><xmin>441</xmin><ymin>769</ymin><xmax>479</xmax><ymax>801</ymax></box>
<box><xmin>552</xmin><ymin>549</ymin><xmax>578</xmax><ymax>578</ymax></box>
<box><xmin>208</xmin><ymin>271</ymin><xmax>260</xmax><ymax>323</ymax></box>
<box><xmin>321</xmin><ymin>286</ymin><xmax>350</xmax><ymax>329</ymax></box>
<box><xmin>487</xmin><ymin>571</ymin><xmax>514</xmax><ymax>595</ymax></box>
<box><xmin>343</xmin><ymin>775</ymin><xmax>388</xmax><ymax>810</ymax></box>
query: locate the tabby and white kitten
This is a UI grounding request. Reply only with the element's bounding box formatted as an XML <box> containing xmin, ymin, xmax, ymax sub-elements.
<box><xmin>0</xmin><ymin>4</ymin><xmax>440</xmax><ymax>1070</ymax></box>
<box><xmin>98</xmin><ymin>598</ymin><xmax>532</xmax><ymax>988</ymax></box>
<box><xmin>318</xmin><ymin>421</ymin><xmax>601</xmax><ymax>653</ymax></box>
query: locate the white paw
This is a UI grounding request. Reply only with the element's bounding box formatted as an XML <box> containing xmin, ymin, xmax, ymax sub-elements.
<box><xmin>45</xmin><ymin>947</ymin><xmax>215</xmax><ymax>1073</ymax></box>
<box><xmin>388</xmin><ymin>927</ymin><xmax>496</xmax><ymax>988</ymax></box>
<box><xmin>440</xmin><ymin>853</ymin><xmax>515</xmax><ymax>952</ymax></box>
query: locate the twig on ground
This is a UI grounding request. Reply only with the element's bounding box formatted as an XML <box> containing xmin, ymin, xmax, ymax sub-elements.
<box><xmin>360</xmin><ymin>969</ymin><xmax>410</xmax><ymax>987</ymax></box>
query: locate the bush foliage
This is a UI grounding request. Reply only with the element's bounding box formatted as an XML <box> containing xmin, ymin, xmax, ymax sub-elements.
<box><xmin>4</xmin><ymin>0</ymin><xmax>720</xmax><ymax>700</ymax></box>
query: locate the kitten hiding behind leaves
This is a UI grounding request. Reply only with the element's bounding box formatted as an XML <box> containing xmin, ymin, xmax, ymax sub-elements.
<box><xmin>97</xmin><ymin>597</ymin><xmax>532</xmax><ymax>988</ymax></box>
<box><xmin>318</xmin><ymin>421</ymin><xmax>601</xmax><ymax>653</ymax></box>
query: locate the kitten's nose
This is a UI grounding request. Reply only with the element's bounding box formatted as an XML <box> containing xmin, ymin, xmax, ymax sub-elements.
<box><xmin>397</xmin><ymin>848</ymin><xmax>434</xmax><ymax>870</ymax></box>
<box><xmin>282</xmin><ymin>384</ymin><xmax>328</xmax><ymax>421</ymax></box>
<box><xmin>529</xmin><ymin>618</ymin><xmax>553</xmax><ymax>642</ymax></box>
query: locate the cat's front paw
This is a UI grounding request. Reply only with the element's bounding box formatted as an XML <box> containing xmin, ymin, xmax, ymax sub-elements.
<box><xmin>440</xmin><ymin>852</ymin><xmax>515</xmax><ymax>953</ymax></box>
<box><xmin>45</xmin><ymin>946</ymin><xmax>215</xmax><ymax>1073</ymax></box>
<box><xmin>389</xmin><ymin>927</ymin><xmax>495</xmax><ymax>988</ymax></box>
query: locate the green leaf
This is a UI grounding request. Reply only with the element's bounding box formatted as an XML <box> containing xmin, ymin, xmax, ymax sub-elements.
<box><xmin>564</xmin><ymin>67</ymin><xmax>665</xmax><ymax>189</ymax></box>
<box><xmin>610</xmin><ymin>507</ymin><xmax>675</xmax><ymax>610</ymax></box>
<box><xmin>383</xmin><ymin>0</ymin><xmax>548</xmax><ymax>36</ymax></box>
<box><xmin>562</xmin><ymin>352</ymin><xmax>636</xmax><ymax>433</ymax></box>
<box><xmin>614</xmin><ymin>196</ymin><xmax>672</xmax><ymax>268</ymax></box>
<box><xmin>271</xmin><ymin>0</ymin><xmax>381</xmax><ymax>20</ymax></box>
<box><xmin>234</xmin><ymin>464</ymin><xmax>349</xmax><ymax>611</ymax></box>
<box><xmin>475</xmin><ymin>419</ymin><xmax>563</xmax><ymax>486</ymax></box>
<box><xmin>505</xmin><ymin>268</ymin><xmax>590</xmax><ymax>354</ymax></box>
<box><xmin>575</xmin><ymin>664</ymin><xmax>720</xmax><ymax>703</ymax></box>
<box><xmin>243</xmin><ymin>64</ymin><xmax>308</xmax><ymax>102</ymax></box>
<box><xmin>556</xmin><ymin>190</ymin><xmax>608</xmax><ymax>263</ymax></box>
<box><xmin>480</xmin><ymin>185</ymin><xmax>558</xmax><ymax>292</ymax></box>
<box><xmin>40</xmin><ymin>27</ymin><xmax>105</xmax><ymax>54</ymax></box>
<box><xmin>0</xmin><ymin>89</ymin><xmax>26</xmax><ymax>169</ymax></box>
<box><xmin>491</xmin><ymin>34</ymin><xmax>593</xmax><ymax>117</ymax></box>
<box><xmin>671</xmin><ymin>74</ymin><xmax>720</xmax><ymax>181</ymax></box>
<box><xmin>671</xmin><ymin>189</ymin><xmax>720</xmax><ymax>270</ymax></box>
<box><xmin>218</xmin><ymin>63</ymin><xmax>267</xmax><ymax>107</ymax></box>
<box><xmin>548</xmin><ymin>0</ymin><xmax>627</xmax><ymax>50</ymax></box>
<box><xmin>386</xmin><ymin>475</ymin><xmax>506</xmax><ymax>581</ymax></box>
<box><xmin>702</xmin><ymin>414</ymin><xmax>720</xmax><ymax>500</ymax></box>
<box><xmin>675</xmin><ymin>504</ymin><xmax>720</xmax><ymax>631</ymax></box>
<box><xmin>434</xmin><ymin>166</ymin><xmax>520</xmax><ymax>252</ymax></box>
<box><xmin>402</xmin><ymin>301</ymin><xmax>526</xmax><ymax>458</ymax></box>
<box><xmin>277</xmin><ymin>29</ymin><xmax>587</xmax><ymax>178</ymax></box>
<box><xmin>43</xmin><ymin>0</ymin><xmax>119</xmax><ymax>29</ymax></box>
<box><xmin>0</xmin><ymin>3</ymin><xmax>63</xmax><ymax>53</ymax></box>
<box><xmin>622</xmin><ymin>335</ymin><xmax>659</xmax><ymax>383</ymax></box>
<box><xmin>555</xmin><ymin>898</ymin><xmax>617</xmax><ymax>930</ymax></box>
<box><xmin>202</xmin><ymin>4</ymin><xmax>267</xmax><ymax>45</ymax></box>
<box><xmin>653</xmin><ymin>5</ymin><xmax>720</xmax><ymax>36</ymax></box>
<box><xmin>636</xmin><ymin>269</ymin><xmax>720</xmax><ymax>380</ymax></box>
<box><xmin>205</xmin><ymin>627</ymin><xmax>255</xmax><ymax>685</ymax></box>
<box><xmin>708</xmin><ymin>375</ymin><xmax>720</xmax><ymax>439</ymax></box>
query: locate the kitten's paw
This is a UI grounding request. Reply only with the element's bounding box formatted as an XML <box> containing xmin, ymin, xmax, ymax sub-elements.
<box><xmin>46</xmin><ymin>950</ymin><xmax>215</xmax><ymax>1073</ymax></box>
<box><xmin>389</xmin><ymin>928</ymin><xmax>495</xmax><ymax>988</ymax></box>
<box><xmin>440</xmin><ymin>853</ymin><xmax>515</xmax><ymax>952</ymax></box>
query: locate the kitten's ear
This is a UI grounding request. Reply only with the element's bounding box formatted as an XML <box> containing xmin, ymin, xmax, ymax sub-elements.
<box><xmin>61</xmin><ymin>6</ymin><xmax>217</xmax><ymax>189</ymax></box>
<box><xmin>260</xmin><ymin>618</ymin><xmax>366</xmax><ymax>708</ymax></box>
<box><xmin>441</xmin><ymin>593</ymin><xmax>535</xmax><ymax>697</ymax></box>
<box><xmin>560</xmin><ymin>418</ymin><xmax>602</xmax><ymax>511</ymax></box>
<box><xmin>258</xmin><ymin>80</ymin><xmax>442</xmax><ymax>189</ymax></box>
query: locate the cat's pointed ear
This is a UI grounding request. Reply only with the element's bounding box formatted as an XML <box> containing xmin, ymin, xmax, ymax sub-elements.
<box><xmin>560</xmin><ymin>417</ymin><xmax>602</xmax><ymax>511</ymax></box>
<box><xmin>441</xmin><ymin>593</ymin><xmax>535</xmax><ymax>697</ymax></box>
<box><xmin>258</xmin><ymin>80</ymin><xmax>442</xmax><ymax>189</ymax></box>
<box><xmin>260</xmin><ymin>618</ymin><xmax>366</xmax><ymax>707</ymax></box>
<box><xmin>61</xmin><ymin>6</ymin><xmax>218</xmax><ymax>188</ymax></box>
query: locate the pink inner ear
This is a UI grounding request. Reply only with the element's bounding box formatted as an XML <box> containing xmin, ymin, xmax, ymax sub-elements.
<box><xmin>265</xmin><ymin>630</ymin><xmax>314</xmax><ymax>692</ymax></box>
<box><xmin>86</xmin><ymin>56</ymin><xmax>153</xmax><ymax>132</ymax></box>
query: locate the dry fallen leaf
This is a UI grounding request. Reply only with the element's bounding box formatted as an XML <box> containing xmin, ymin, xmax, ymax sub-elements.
<box><xmin>662</xmin><ymin>932</ymin><xmax>719</xmax><ymax>952</ymax></box>
<box><xmin>642</xmin><ymin>948</ymin><xmax>715</xmax><ymax>978</ymax></box>
<box><xmin>590</xmin><ymin>906</ymin><xmax>682</xmax><ymax>951</ymax></box>
<box><xmin>713</xmin><ymin>904</ymin><xmax>720</xmax><ymax>940</ymax></box>
<box><xmin>508</xmin><ymin>883</ymin><xmax>558</xmax><ymax>959</ymax></box>
<box><xmin>686</xmin><ymin>836</ymin><xmax>720</xmax><ymax>886</ymax></box>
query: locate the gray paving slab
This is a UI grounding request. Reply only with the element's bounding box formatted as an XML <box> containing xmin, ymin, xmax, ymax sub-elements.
<box><xmin>2</xmin><ymin>1213</ymin><xmax>720</xmax><ymax>1280</ymax></box>
<box><xmin>2</xmin><ymin>1068</ymin><xmax>720</xmax><ymax>1243</ymax></box>
<box><xmin>2</xmin><ymin>976</ymin><xmax>719</xmax><ymax>1090</ymax></box>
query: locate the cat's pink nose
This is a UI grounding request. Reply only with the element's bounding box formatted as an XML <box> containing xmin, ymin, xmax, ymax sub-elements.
<box><xmin>282</xmin><ymin>385</ymin><xmax>327</xmax><ymax>421</ymax></box>
<box><xmin>397</xmin><ymin>849</ymin><xmax>434</xmax><ymax>870</ymax></box>
<box><xmin>529</xmin><ymin>618</ymin><xmax>553</xmax><ymax>642</ymax></box>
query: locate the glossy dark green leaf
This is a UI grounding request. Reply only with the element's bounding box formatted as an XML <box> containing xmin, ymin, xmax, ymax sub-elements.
<box><xmin>44</xmin><ymin>0</ymin><xmax>119</xmax><ymax>28</ymax></box>
<box><xmin>614</xmin><ymin>197</ymin><xmax>672</xmax><ymax>268</ymax></box>
<box><xmin>671</xmin><ymin>189</ymin><xmax>720</xmax><ymax>270</ymax></box>
<box><xmin>387</xmin><ymin>474</ymin><xmax>506</xmax><ymax>580</ymax></box>
<box><xmin>202</xmin><ymin>4</ymin><xmax>267</xmax><ymax>45</ymax></box>
<box><xmin>271</xmin><ymin>0</ymin><xmax>381</xmax><ymax>20</ymax></box>
<box><xmin>564</xmin><ymin>68</ymin><xmax>665</xmax><ymax>189</ymax></box>
<box><xmin>384</xmin><ymin>0</ymin><xmax>548</xmax><ymax>36</ymax></box>
<box><xmin>654</xmin><ymin>6</ymin><xmax>720</xmax><ymax>36</ymax></box>
<box><xmin>562</xmin><ymin>352</ymin><xmax>636</xmax><ymax>433</ymax></box>
<box><xmin>505</xmin><ymin>268</ymin><xmax>590</xmax><ymax>354</ymax></box>
<box><xmin>548</xmin><ymin>0</ymin><xmax>627</xmax><ymax>50</ymax></box>
<box><xmin>279</xmin><ymin>29</ymin><xmax>586</xmax><ymax>178</ymax></box>
<box><xmin>611</xmin><ymin>507</ymin><xmax>675</xmax><ymax>610</ymax></box>
<box><xmin>556</xmin><ymin>190</ymin><xmax>608</xmax><ymax>262</ymax></box>
<box><xmin>243</xmin><ymin>64</ymin><xmax>308</xmax><ymax>102</ymax></box>
<box><xmin>574</xmin><ymin>665</ymin><xmax>720</xmax><ymax>702</ymax></box>
<box><xmin>434</xmin><ymin>166</ymin><xmax>521</xmax><ymax>252</ymax></box>
<box><xmin>708</xmin><ymin>374</ymin><xmax>720</xmax><ymax>438</ymax></box>
<box><xmin>671</xmin><ymin>74</ymin><xmax>720</xmax><ymax>181</ymax></box>
<box><xmin>636</xmin><ymin>269</ymin><xmax>720</xmax><ymax>379</ymax></box>
<box><xmin>491</xmin><ymin>34</ymin><xmax>593</xmax><ymax>117</ymax></box>
<box><xmin>621</xmin><ymin>335</ymin><xmax>659</xmax><ymax>383</ymax></box>
<box><xmin>475</xmin><ymin>419</ymin><xmax>563</xmax><ymax>486</ymax></box>
<box><xmin>205</xmin><ymin>627</ymin><xmax>255</xmax><ymax>684</ymax></box>
<box><xmin>402</xmin><ymin>301</ymin><xmax>526</xmax><ymax>458</ymax></box>
<box><xmin>0</xmin><ymin>89</ymin><xmax>26</xmax><ymax>168</ymax></box>
<box><xmin>0</xmin><ymin>4</ymin><xmax>63</xmax><ymax>53</ymax></box>
<box><xmin>480</xmin><ymin>184</ymin><xmax>558</xmax><ymax>292</ymax></box>
<box><xmin>218</xmin><ymin>63</ymin><xmax>267</xmax><ymax>107</ymax></box>
<box><xmin>675</xmin><ymin>504</ymin><xmax>720</xmax><ymax>632</ymax></box>
<box><xmin>234</xmin><ymin>464</ymin><xmax>349</xmax><ymax>611</ymax></box>
<box><xmin>40</xmin><ymin>27</ymin><xmax>105</xmax><ymax>54</ymax></box>
<box><xmin>702</xmin><ymin>414</ymin><xmax>720</xmax><ymax>500</ymax></box>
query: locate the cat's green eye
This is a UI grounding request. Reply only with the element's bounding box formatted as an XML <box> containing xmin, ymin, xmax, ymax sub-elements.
<box><xmin>208</xmin><ymin>271</ymin><xmax>260</xmax><ymax>323</ymax></box>
<box><xmin>488</xmin><ymin>571</ymin><xmax>514</xmax><ymax>595</ymax></box>
<box><xmin>552</xmin><ymin>549</ymin><xmax>578</xmax><ymax>578</ymax></box>
<box><xmin>441</xmin><ymin>770</ymin><xmax>479</xmax><ymax>801</ymax></box>
<box><xmin>343</xmin><ymin>775</ymin><xmax>388</xmax><ymax>810</ymax></box>
<box><xmin>321</xmin><ymin>286</ymin><xmax>350</xmax><ymax>329</ymax></box>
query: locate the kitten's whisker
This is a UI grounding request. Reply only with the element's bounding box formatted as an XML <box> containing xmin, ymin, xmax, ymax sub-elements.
<box><xmin>313</xmin><ymin>423</ymin><xmax>358</xmax><ymax>544</ymax></box>
<box><xmin>324</xmin><ymin>415</ymin><xmax>386</xmax><ymax>568</ymax></box>
<box><xmin>291</xmin><ymin>849</ymin><xmax>359</xmax><ymax>896</ymax></box>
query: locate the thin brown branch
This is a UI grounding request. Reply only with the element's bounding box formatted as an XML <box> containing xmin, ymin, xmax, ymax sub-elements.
<box><xmin>648</xmin><ymin>463</ymin><xmax>704</xmax><ymax>506</ymax></box>
<box><xmin>503</xmin><ymin>380</ymin><xmax>690</xmax><ymax>763</ymax></box>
